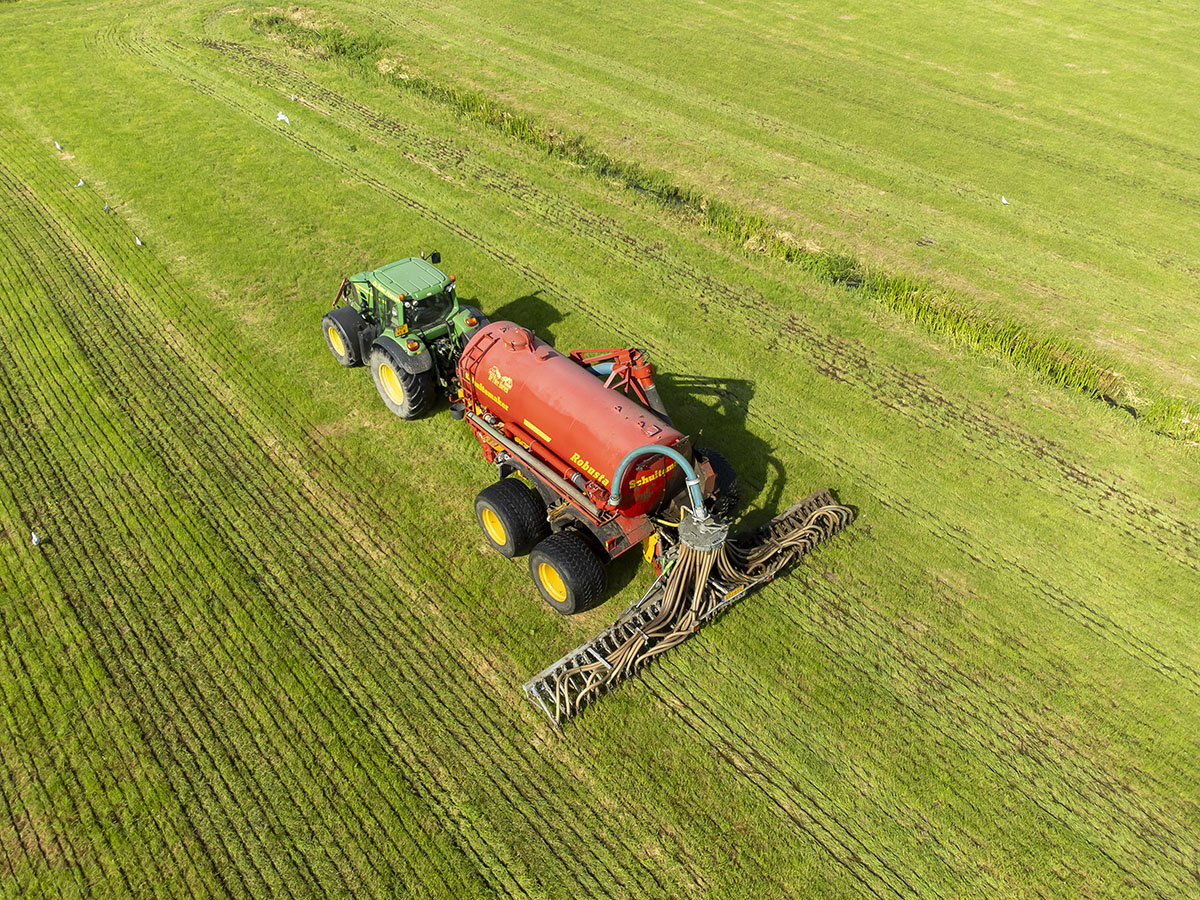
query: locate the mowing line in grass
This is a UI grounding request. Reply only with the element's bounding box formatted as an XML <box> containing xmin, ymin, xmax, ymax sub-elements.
<box><xmin>0</xmin><ymin>131</ymin><xmax>700</xmax><ymax>899</ymax></box>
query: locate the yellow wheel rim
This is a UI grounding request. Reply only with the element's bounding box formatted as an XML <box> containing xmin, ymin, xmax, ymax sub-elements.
<box><xmin>327</xmin><ymin>326</ymin><xmax>346</xmax><ymax>357</ymax></box>
<box><xmin>538</xmin><ymin>563</ymin><xmax>568</xmax><ymax>604</ymax></box>
<box><xmin>378</xmin><ymin>362</ymin><xmax>405</xmax><ymax>405</ymax></box>
<box><xmin>481</xmin><ymin>508</ymin><xmax>507</xmax><ymax>546</ymax></box>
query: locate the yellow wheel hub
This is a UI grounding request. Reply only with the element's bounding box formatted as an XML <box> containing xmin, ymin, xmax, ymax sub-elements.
<box><xmin>538</xmin><ymin>563</ymin><xmax>568</xmax><ymax>604</ymax></box>
<box><xmin>378</xmin><ymin>362</ymin><xmax>405</xmax><ymax>405</ymax></box>
<box><xmin>327</xmin><ymin>326</ymin><xmax>346</xmax><ymax>357</ymax></box>
<box><xmin>481</xmin><ymin>508</ymin><xmax>507</xmax><ymax>546</ymax></box>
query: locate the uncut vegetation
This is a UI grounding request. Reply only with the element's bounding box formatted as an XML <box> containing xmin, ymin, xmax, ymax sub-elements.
<box><xmin>1</xmin><ymin>2</ymin><xmax>1198</xmax><ymax>899</ymax></box>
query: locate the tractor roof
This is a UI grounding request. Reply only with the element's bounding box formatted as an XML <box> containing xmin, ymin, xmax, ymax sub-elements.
<box><xmin>352</xmin><ymin>257</ymin><xmax>450</xmax><ymax>302</ymax></box>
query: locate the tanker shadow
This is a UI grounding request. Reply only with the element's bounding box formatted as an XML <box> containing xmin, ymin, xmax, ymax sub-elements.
<box><xmin>488</xmin><ymin>291</ymin><xmax>564</xmax><ymax>342</ymax></box>
<box><xmin>654</xmin><ymin>373</ymin><xmax>787</xmax><ymax>533</ymax></box>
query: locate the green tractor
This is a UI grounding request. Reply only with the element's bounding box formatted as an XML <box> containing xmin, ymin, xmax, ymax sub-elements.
<box><xmin>322</xmin><ymin>252</ymin><xmax>489</xmax><ymax>418</ymax></box>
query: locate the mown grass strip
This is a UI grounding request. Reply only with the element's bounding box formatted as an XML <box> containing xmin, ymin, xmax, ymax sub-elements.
<box><xmin>250</xmin><ymin>14</ymin><xmax>1199</xmax><ymax>444</ymax></box>
<box><xmin>0</xmin><ymin>134</ymin><xmax>675</xmax><ymax>899</ymax></box>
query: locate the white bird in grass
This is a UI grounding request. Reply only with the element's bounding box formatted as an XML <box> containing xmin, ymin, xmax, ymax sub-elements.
<box><xmin>135</xmin><ymin>236</ymin><xmax>143</xmax><ymax>246</ymax></box>
<box><xmin>54</xmin><ymin>141</ymin><xmax>62</xmax><ymax>150</ymax></box>
<box><xmin>276</xmin><ymin>111</ymin><xmax>290</xmax><ymax>124</ymax></box>
<box><xmin>103</xmin><ymin>202</ymin><xmax>110</xmax><ymax>211</ymax></box>
<box><xmin>31</xmin><ymin>532</ymin><xmax>40</xmax><ymax>547</ymax></box>
<box><xmin>1001</xmin><ymin>196</ymin><xmax>1009</xmax><ymax>205</ymax></box>
<box><xmin>76</xmin><ymin>179</ymin><xmax>84</xmax><ymax>187</ymax></box>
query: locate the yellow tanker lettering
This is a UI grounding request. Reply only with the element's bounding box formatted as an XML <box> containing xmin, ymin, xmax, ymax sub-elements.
<box><xmin>632</xmin><ymin>461</ymin><xmax>676</xmax><ymax>488</ymax></box>
<box><xmin>569</xmin><ymin>452</ymin><xmax>610</xmax><ymax>488</ymax></box>
<box><xmin>470</xmin><ymin>374</ymin><xmax>510</xmax><ymax>411</ymax></box>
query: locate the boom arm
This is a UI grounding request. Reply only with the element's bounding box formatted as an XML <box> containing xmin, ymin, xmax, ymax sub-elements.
<box><xmin>569</xmin><ymin>347</ymin><xmax>670</xmax><ymax>421</ymax></box>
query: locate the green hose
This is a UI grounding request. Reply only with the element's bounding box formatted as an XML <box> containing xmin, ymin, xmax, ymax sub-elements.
<box><xmin>608</xmin><ymin>444</ymin><xmax>708</xmax><ymax>520</ymax></box>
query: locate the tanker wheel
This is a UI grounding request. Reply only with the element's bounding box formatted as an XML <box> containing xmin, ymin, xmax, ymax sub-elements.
<box><xmin>474</xmin><ymin>478</ymin><xmax>549</xmax><ymax>559</ymax></box>
<box><xmin>322</xmin><ymin>306</ymin><xmax>364</xmax><ymax>368</ymax></box>
<box><xmin>370</xmin><ymin>347</ymin><xmax>433</xmax><ymax>419</ymax></box>
<box><xmin>528</xmin><ymin>531</ymin><xmax>605</xmax><ymax>616</ymax></box>
<box><xmin>697</xmin><ymin>447</ymin><xmax>740</xmax><ymax>520</ymax></box>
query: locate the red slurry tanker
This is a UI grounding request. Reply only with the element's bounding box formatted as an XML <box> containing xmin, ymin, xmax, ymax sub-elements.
<box><xmin>453</xmin><ymin>321</ymin><xmax>852</xmax><ymax>726</ymax></box>
<box><xmin>455</xmin><ymin>320</ymin><xmax>737</xmax><ymax>614</ymax></box>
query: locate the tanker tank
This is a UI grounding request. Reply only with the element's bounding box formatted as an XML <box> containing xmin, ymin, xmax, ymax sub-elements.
<box><xmin>457</xmin><ymin>321</ymin><xmax>686</xmax><ymax>518</ymax></box>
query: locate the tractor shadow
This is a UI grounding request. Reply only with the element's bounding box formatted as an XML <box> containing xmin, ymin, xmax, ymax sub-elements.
<box><xmin>488</xmin><ymin>291</ymin><xmax>564</xmax><ymax>342</ymax></box>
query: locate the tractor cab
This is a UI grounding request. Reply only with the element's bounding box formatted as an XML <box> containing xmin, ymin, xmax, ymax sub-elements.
<box><xmin>347</xmin><ymin>256</ymin><xmax>458</xmax><ymax>337</ymax></box>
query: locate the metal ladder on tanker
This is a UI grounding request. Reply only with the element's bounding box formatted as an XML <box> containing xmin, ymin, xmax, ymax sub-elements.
<box><xmin>457</xmin><ymin>328</ymin><xmax>500</xmax><ymax>400</ymax></box>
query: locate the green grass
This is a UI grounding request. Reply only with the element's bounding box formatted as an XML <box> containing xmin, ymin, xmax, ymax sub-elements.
<box><xmin>250</xmin><ymin>11</ymin><xmax>1200</xmax><ymax>442</ymax></box>
<box><xmin>0</xmin><ymin>1</ymin><xmax>1198</xmax><ymax>898</ymax></box>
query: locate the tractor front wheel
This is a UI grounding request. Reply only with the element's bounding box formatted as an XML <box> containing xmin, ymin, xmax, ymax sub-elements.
<box><xmin>528</xmin><ymin>531</ymin><xmax>606</xmax><ymax>615</ymax></box>
<box><xmin>370</xmin><ymin>347</ymin><xmax>433</xmax><ymax>419</ymax></box>
<box><xmin>474</xmin><ymin>478</ymin><xmax>549</xmax><ymax>558</ymax></box>
<box><xmin>322</xmin><ymin>306</ymin><xmax>364</xmax><ymax>367</ymax></box>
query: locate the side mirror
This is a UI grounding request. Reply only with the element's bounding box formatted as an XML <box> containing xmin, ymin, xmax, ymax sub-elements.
<box><xmin>430</xmin><ymin>251</ymin><xmax>441</xmax><ymax>264</ymax></box>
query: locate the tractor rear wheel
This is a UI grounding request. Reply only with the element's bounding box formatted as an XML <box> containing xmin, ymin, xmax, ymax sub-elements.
<box><xmin>370</xmin><ymin>346</ymin><xmax>434</xmax><ymax>419</ymax></box>
<box><xmin>474</xmin><ymin>478</ymin><xmax>549</xmax><ymax>558</ymax></box>
<box><xmin>322</xmin><ymin>306</ymin><xmax>364</xmax><ymax>367</ymax></box>
<box><xmin>528</xmin><ymin>531</ymin><xmax>605</xmax><ymax>615</ymax></box>
<box><xmin>697</xmin><ymin>447</ymin><xmax>739</xmax><ymax>520</ymax></box>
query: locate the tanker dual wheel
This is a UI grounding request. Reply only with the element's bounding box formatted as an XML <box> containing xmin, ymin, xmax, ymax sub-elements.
<box><xmin>474</xmin><ymin>478</ymin><xmax>550</xmax><ymax>558</ymax></box>
<box><xmin>528</xmin><ymin>532</ymin><xmax>605</xmax><ymax>615</ymax></box>
<box><xmin>322</xmin><ymin>306</ymin><xmax>365</xmax><ymax>368</ymax></box>
<box><xmin>370</xmin><ymin>346</ymin><xmax>434</xmax><ymax>419</ymax></box>
<box><xmin>474</xmin><ymin>479</ymin><xmax>605</xmax><ymax>615</ymax></box>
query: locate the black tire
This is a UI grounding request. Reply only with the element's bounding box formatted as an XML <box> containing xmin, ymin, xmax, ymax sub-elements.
<box><xmin>474</xmin><ymin>478</ymin><xmax>549</xmax><ymax>558</ymax></box>
<box><xmin>322</xmin><ymin>306</ymin><xmax>364</xmax><ymax>367</ymax></box>
<box><xmin>369</xmin><ymin>345</ymin><xmax>434</xmax><ymax>419</ymax></box>
<box><xmin>697</xmin><ymin>447</ymin><xmax>739</xmax><ymax>520</ymax></box>
<box><xmin>528</xmin><ymin>531</ymin><xmax>606</xmax><ymax>615</ymax></box>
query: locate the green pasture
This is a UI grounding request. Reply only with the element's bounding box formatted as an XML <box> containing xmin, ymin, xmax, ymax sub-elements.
<box><xmin>0</xmin><ymin>1</ymin><xmax>1196</xmax><ymax>898</ymax></box>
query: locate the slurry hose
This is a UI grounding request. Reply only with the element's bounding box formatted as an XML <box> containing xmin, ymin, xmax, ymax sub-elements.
<box><xmin>608</xmin><ymin>444</ymin><xmax>709</xmax><ymax>522</ymax></box>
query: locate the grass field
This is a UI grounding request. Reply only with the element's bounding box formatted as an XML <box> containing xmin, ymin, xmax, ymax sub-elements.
<box><xmin>1</xmin><ymin>1</ymin><xmax>1197</xmax><ymax>898</ymax></box>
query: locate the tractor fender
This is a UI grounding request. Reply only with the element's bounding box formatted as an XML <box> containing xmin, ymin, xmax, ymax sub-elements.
<box><xmin>372</xmin><ymin>334</ymin><xmax>434</xmax><ymax>374</ymax></box>
<box><xmin>456</xmin><ymin>305</ymin><xmax>490</xmax><ymax>343</ymax></box>
<box><xmin>326</xmin><ymin>304</ymin><xmax>373</xmax><ymax>366</ymax></box>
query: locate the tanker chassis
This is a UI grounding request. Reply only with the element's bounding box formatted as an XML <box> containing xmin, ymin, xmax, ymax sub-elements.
<box><xmin>454</xmin><ymin>321</ymin><xmax>853</xmax><ymax>725</ymax></box>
